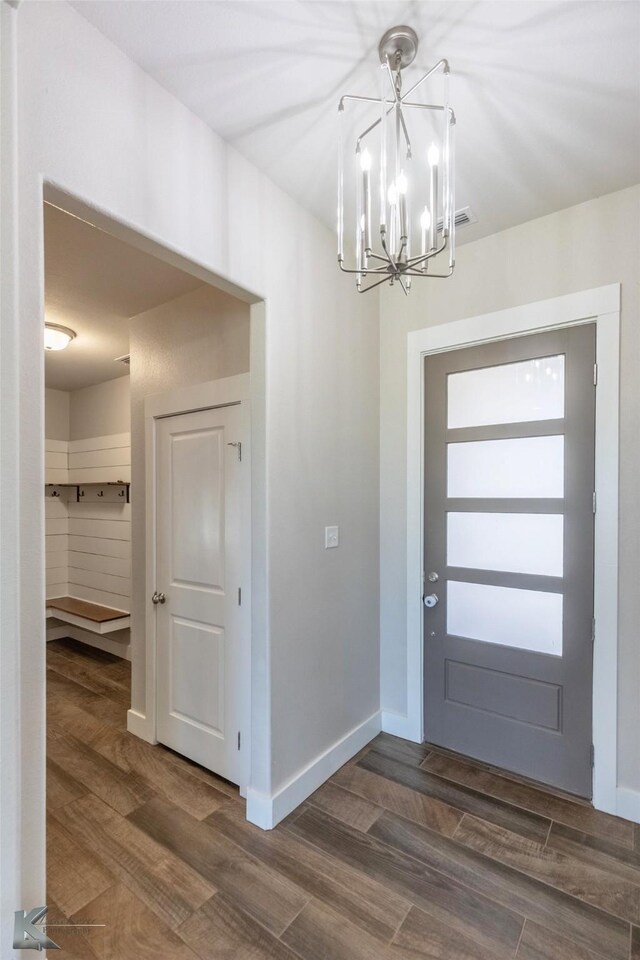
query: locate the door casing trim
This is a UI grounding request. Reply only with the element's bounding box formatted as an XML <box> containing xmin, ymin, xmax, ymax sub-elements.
<box><xmin>134</xmin><ymin>372</ymin><xmax>252</xmax><ymax>794</ymax></box>
<box><xmin>401</xmin><ymin>284</ymin><xmax>620</xmax><ymax>815</ymax></box>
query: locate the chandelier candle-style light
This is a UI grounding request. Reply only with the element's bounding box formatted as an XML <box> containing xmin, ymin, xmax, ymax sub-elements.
<box><xmin>337</xmin><ymin>25</ymin><xmax>455</xmax><ymax>293</ymax></box>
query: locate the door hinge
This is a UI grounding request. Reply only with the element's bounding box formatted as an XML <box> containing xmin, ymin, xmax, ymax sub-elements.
<box><xmin>591</xmin><ymin>617</ymin><xmax>596</xmax><ymax>647</ymax></box>
<box><xmin>227</xmin><ymin>441</ymin><xmax>242</xmax><ymax>461</ymax></box>
<box><xmin>237</xmin><ymin>731</ymin><xmax>241</xmax><ymax>751</ymax></box>
<box><xmin>593</xmin><ymin>362</ymin><xmax>598</xmax><ymax>386</ymax></box>
<box><xmin>592</xmin><ymin>492</ymin><xmax>597</xmax><ymax>514</ymax></box>
<box><xmin>590</xmin><ymin>744</ymin><xmax>595</xmax><ymax>768</ymax></box>
<box><xmin>238</xmin><ymin>587</ymin><xmax>242</xmax><ymax>606</ymax></box>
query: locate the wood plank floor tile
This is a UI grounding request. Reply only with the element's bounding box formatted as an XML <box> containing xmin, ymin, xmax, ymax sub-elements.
<box><xmin>360</xmin><ymin>749</ymin><xmax>550</xmax><ymax>842</ymax></box>
<box><xmin>306</xmin><ymin>780</ymin><xmax>382</xmax><ymax>832</ymax></box>
<box><xmin>369</xmin><ymin>810</ymin><xmax>630</xmax><ymax>960</ymax></box>
<box><xmin>423</xmin><ymin>752</ymin><xmax>633</xmax><ymax>848</ymax></box>
<box><xmin>177</xmin><ymin>892</ymin><xmax>300</xmax><ymax>960</ymax></box>
<box><xmin>207</xmin><ymin>802</ymin><xmax>411</xmax><ymax>942</ymax></box>
<box><xmin>47</xmin><ymin>647</ymin><xmax>130</xmax><ymax>705</ymax></box>
<box><xmin>547</xmin><ymin>821</ymin><xmax>640</xmax><ymax>887</ymax></box>
<box><xmin>632</xmin><ymin>925</ymin><xmax>640</xmax><ymax>960</ymax></box>
<box><xmin>369</xmin><ymin>732</ymin><xmax>432</xmax><ymax>766</ymax></box>
<box><xmin>288</xmin><ymin>805</ymin><xmax>524</xmax><ymax>956</ymax></box>
<box><xmin>129</xmin><ymin>796</ymin><xmax>310</xmax><ymax>937</ymax></box>
<box><xmin>331</xmin><ymin>761</ymin><xmax>462</xmax><ymax>837</ymax></box>
<box><xmin>90</xmin><ymin>726</ymin><xmax>233</xmax><ymax>819</ymax></box>
<box><xmin>393</xmin><ymin>903</ymin><xmax>515</xmax><ymax>960</ymax></box>
<box><xmin>53</xmin><ymin>793</ymin><xmax>215</xmax><ymax>930</ymax></box>
<box><xmin>47</xmin><ymin>669</ymin><xmax>126</xmax><ymax>730</ymax></box>
<box><xmin>43</xmin><ymin>901</ymin><xmax>103</xmax><ymax>960</ymax></box>
<box><xmin>47</xmin><ymin>757</ymin><xmax>88</xmax><ymax>811</ymax></box>
<box><xmin>47</xmin><ymin>733</ymin><xmax>153</xmax><ymax>816</ymax></box>
<box><xmin>47</xmin><ymin>815</ymin><xmax>114</xmax><ymax>917</ymax></box>
<box><xmin>456</xmin><ymin>813</ymin><xmax>640</xmax><ymax>924</ymax></box>
<box><xmin>281</xmin><ymin>899</ymin><xmax>396</xmax><ymax>960</ymax></box>
<box><xmin>516</xmin><ymin>919</ymin><xmax>614</xmax><ymax>960</ymax></box>
<box><xmin>74</xmin><ymin>883</ymin><xmax>200</xmax><ymax>960</ymax></box>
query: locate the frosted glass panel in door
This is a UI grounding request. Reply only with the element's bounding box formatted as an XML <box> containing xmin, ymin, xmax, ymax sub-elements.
<box><xmin>447</xmin><ymin>580</ymin><xmax>563</xmax><ymax>655</ymax></box>
<box><xmin>447</xmin><ymin>436</ymin><xmax>564</xmax><ymax>499</ymax></box>
<box><xmin>447</xmin><ymin>355</ymin><xmax>565</xmax><ymax>428</ymax></box>
<box><xmin>447</xmin><ymin>513</ymin><xmax>564</xmax><ymax>576</ymax></box>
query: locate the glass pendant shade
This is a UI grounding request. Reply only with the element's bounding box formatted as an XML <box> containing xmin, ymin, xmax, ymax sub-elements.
<box><xmin>44</xmin><ymin>323</ymin><xmax>76</xmax><ymax>351</ymax></box>
<box><xmin>337</xmin><ymin>26</ymin><xmax>455</xmax><ymax>294</ymax></box>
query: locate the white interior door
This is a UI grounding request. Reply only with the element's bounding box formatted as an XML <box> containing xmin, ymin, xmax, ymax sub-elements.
<box><xmin>155</xmin><ymin>403</ymin><xmax>246</xmax><ymax>785</ymax></box>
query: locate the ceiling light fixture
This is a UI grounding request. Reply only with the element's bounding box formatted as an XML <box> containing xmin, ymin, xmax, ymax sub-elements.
<box><xmin>44</xmin><ymin>323</ymin><xmax>76</xmax><ymax>351</ymax></box>
<box><xmin>337</xmin><ymin>25</ymin><xmax>456</xmax><ymax>294</ymax></box>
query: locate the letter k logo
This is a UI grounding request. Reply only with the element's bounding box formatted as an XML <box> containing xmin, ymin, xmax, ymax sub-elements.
<box><xmin>13</xmin><ymin>906</ymin><xmax>60</xmax><ymax>951</ymax></box>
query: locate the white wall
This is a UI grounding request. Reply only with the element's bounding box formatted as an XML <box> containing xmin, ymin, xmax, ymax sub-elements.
<box><xmin>44</xmin><ymin>387</ymin><xmax>69</xmax><ymax>440</ymax></box>
<box><xmin>379</xmin><ymin>185</ymin><xmax>640</xmax><ymax>793</ymax></box>
<box><xmin>128</xmin><ymin>282</ymin><xmax>250</xmax><ymax>711</ymax></box>
<box><xmin>2</xmin><ymin>0</ymin><xmax>379</xmax><ymax>936</ymax></box>
<box><xmin>70</xmin><ymin>375</ymin><xmax>130</xmax><ymax>440</ymax></box>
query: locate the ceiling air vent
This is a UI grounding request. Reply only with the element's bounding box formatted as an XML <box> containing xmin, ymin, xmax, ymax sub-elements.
<box><xmin>114</xmin><ymin>354</ymin><xmax>130</xmax><ymax>366</ymax></box>
<box><xmin>438</xmin><ymin>206</ymin><xmax>478</xmax><ymax>232</ymax></box>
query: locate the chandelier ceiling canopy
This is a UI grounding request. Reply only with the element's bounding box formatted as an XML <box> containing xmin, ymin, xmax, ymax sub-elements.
<box><xmin>337</xmin><ymin>25</ymin><xmax>456</xmax><ymax>294</ymax></box>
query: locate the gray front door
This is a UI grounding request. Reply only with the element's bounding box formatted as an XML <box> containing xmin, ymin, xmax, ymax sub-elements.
<box><xmin>424</xmin><ymin>325</ymin><xmax>596</xmax><ymax>797</ymax></box>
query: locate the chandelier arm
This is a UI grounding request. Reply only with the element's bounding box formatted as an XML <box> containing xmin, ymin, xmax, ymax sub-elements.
<box><xmin>398</xmin><ymin>106</ymin><xmax>412</xmax><ymax>158</ymax></box>
<box><xmin>401</xmin><ymin>58</ymin><xmax>449</xmax><ymax>102</ymax></box>
<box><xmin>355</xmin><ymin>101</ymin><xmax>394</xmax><ymax>151</ymax></box>
<box><xmin>407</xmin><ymin>238</ymin><xmax>448</xmax><ymax>269</ymax></box>
<box><xmin>397</xmin><ymin>275</ymin><xmax>410</xmax><ymax>296</ymax></box>
<box><xmin>383</xmin><ymin>57</ymin><xmax>401</xmax><ymax>104</ymax></box>
<box><xmin>402</xmin><ymin>266</ymin><xmax>454</xmax><ymax>278</ymax></box>
<box><xmin>379</xmin><ymin>232</ymin><xmax>400</xmax><ymax>273</ymax></box>
<box><xmin>357</xmin><ymin>274</ymin><xmax>396</xmax><ymax>294</ymax></box>
<box><xmin>338</xmin><ymin>261</ymin><xmax>393</xmax><ymax>276</ymax></box>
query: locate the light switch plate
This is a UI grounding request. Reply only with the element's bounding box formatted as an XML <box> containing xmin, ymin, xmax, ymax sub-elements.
<box><xmin>325</xmin><ymin>525</ymin><xmax>339</xmax><ymax>549</ymax></box>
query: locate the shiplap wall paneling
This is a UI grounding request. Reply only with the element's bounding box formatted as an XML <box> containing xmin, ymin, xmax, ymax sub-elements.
<box><xmin>66</xmin><ymin>434</ymin><xmax>132</xmax><ymax>613</ymax></box>
<box><xmin>45</xmin><ymin>440</ymin><xmax>69</xmax><ymax>599</ymax></box>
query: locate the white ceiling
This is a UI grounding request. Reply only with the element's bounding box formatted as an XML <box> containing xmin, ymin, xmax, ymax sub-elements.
<box><xmin>44</xmin><ymin>203</ymin><xmax>203</xmax><ymax>391</ymax></box>
<box><xmin>71</xmin><ymin>1</ymin><xmax>640</xmax><ymax>243</ymax></box>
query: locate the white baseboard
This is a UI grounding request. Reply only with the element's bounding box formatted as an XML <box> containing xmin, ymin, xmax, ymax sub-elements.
<box><xmin>381</xmin><ymin>709</ymin><xmax>422</xmax><ymax>742</ymax></box>
<box><xmin>127</xmin><ymin>709</ymin><xmax>157</xmax><ymax>744</ymax></box>
<box><xmin>246</xmin><ymin>710</ymin><xmax>381</xmax><ymax>830</ymax></box>
<box><xmin>47</xmin><ymin>623</ymin><xmax>131</xmax><ymax>660</ymax></box>
<box><xmin>616</xmin><ymin>787</ymin><xmax>640</xmax><ymax>824</ymax></box>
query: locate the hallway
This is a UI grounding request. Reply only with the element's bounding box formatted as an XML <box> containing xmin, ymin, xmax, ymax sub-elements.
<box><xmin>47</xmin><ymin>638</ymin><xmax>639</xmax><ymax>959</ymax></box>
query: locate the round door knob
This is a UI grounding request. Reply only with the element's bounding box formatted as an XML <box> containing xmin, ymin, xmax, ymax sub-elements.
<box><xmin>423</xmin><ymin>593</ymin><xmax>439</xmax><ymax>608</ymax></box>
<box><xmin>152</xmin><ymin>591</ymin><xmax>166</xmax><ymax>605</ymax></box>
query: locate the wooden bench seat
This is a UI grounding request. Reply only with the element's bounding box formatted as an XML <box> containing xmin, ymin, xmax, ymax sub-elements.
<box><xmin>46</xmin><ymin>596</ymin><xmax>130</xmax><ymax>635</ymax></box>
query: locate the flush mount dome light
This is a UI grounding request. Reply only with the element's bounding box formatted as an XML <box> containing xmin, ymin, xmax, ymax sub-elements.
<box><xmin>44</xmin><ymin>323</ymin><xmax>76</xmax><ymax>351</ymax></box>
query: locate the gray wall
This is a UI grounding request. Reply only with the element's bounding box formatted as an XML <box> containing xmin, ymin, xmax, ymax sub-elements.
<box><xmin>44</xmin><ymin>388</ymin><xmax>69</xmax><ymax>440</ymax></box>
<box><xmin>69</xmin><ymin>375</ymin><xmax>130</xmax><ymax>440</ymax></box>
<box><xmin>128</xmin><ymin>282</ymin><xmax>250</xmax><ymax>712</ymax></box>
<box><xmin>379</xmin><ymin>184</ymin><xmax>640</xmax><ymax>791</ymax></box>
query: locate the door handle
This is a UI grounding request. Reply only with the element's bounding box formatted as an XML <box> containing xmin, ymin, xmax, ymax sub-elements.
<box><xmin>423</xmin><ymin>593</ymin><xmax>439</xmax><ymax>608</ymax></box>
<box><xmin>152</xmin><ymin>591</ymin><xmax>166</xmax><ymax>605</ymax></box>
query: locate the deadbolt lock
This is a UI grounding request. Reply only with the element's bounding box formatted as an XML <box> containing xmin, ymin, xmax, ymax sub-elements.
<box><xmin>423</xmin><ymin>593</ymin><xmax>439</xmax><ymax>608</ymax></box>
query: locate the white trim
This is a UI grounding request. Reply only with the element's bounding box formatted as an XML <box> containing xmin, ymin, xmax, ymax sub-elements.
<box><xmin>246</xmin><ymin>711</ymin><xmax>381</xmax><ymax>830</ymax></box>
<box><xmin>126</xmin><ymin>708</ymin><xmax>157</xmax><ymax>744</ymax></box>
<box><xmin>401</xmin><ymin>284</ymin><xmax>621</xmax><ymax>815</ymax></box>
<box><xmin>140</xmin><ymin>374</ymin><xmax>252</xmax><ymax>793</ymax></box>
<box><xmin>47</xmin><ymin>624</ymin><xmax>131</xmax><ymax>660</ymax></box>
<box><xmin>144</xmin><ymin>373</ymin><xmax>250</xmax><ymax>421</ymax></box>
<box><xmin>616</xmin><ymin>787</ymin><xmax>640</xmax><ymax>823</ymax></box>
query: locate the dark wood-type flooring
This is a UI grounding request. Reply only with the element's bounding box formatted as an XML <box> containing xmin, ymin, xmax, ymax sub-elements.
<box><xmin>47</xmin><ymin>638</ymin><xmax>640</xmax><ymax>959</ymax></box>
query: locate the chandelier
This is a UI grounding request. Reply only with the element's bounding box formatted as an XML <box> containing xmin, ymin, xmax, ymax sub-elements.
<box><xmin>337</xmin><ymin>26</ymin><xmax>456</xmax><ymax>294</ymax></box>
